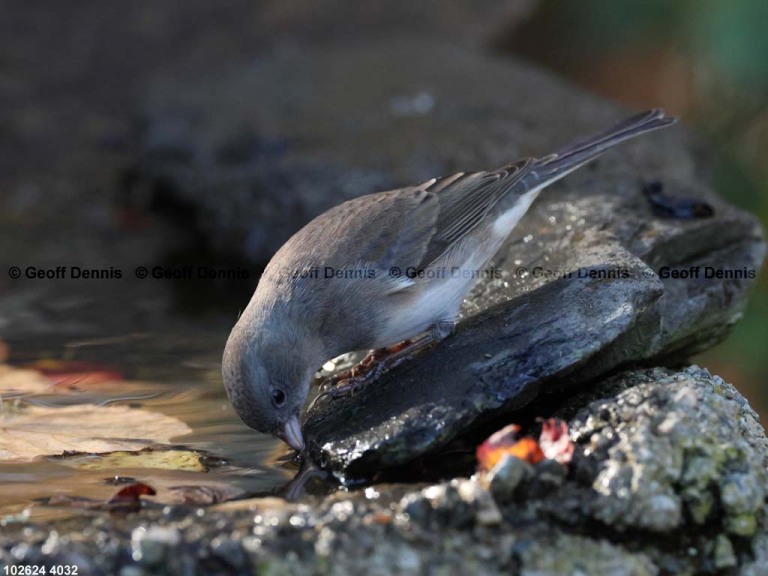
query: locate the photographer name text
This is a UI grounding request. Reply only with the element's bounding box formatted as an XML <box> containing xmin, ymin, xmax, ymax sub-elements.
<box><xmin>7</xmin><ymin>264</ymin><xmax>757</xmax><ymax>282</ymax></box>
<box><xmin>8</xmin><ymin>266</ymin><xmax>250</xmax><ymax>281</ymax></box>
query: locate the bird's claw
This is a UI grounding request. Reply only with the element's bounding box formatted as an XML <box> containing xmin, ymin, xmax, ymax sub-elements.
<box><xmin>316</xmin><ymin>350</ymin><xmax>384</xmax><ymax>396</ymax></box>
<box><xmin>312</xmin><ymin>337</ymin><xmax>426</xmax><ymax>404</ymax></box>
<box><xmin>318</xmin><ymin>373</ymin><xmax>370</xmax><ymax>399</ymax></box>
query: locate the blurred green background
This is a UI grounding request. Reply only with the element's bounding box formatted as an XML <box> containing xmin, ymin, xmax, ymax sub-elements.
<box><xmin>504</xmin><ymin>0</ymin><xmax>768</xmax><ymax>420</ymax></box>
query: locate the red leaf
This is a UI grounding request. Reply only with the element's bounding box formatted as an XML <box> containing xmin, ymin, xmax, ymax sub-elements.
<box><xmin>108</xmin><ymin>482</ymin><xmax>157</xmax><ymax>504</ymax></box>
<box><xmin>477</xmin><ymin>419</ymin><xmax>576</xmax><ymax>472</ymax></box>
<box><xmin>47</xmin><ymin>482</ymin><xmax>156</xmax><ymax>513</ymax></box>
<box><xmin>538</xmin><ymin>418</ymin><xmax>574</xmax><ymax>464</ymax></box>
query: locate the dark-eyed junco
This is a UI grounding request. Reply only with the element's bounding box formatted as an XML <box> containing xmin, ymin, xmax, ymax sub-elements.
<box><xmin>222</xmin><ymin>109</ymin><xmax>676</xmax><ymax>451</ymax></box>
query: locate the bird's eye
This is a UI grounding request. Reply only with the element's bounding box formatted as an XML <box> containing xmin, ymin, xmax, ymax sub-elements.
<box><xmin>272</xmin><ymin>388</ymin><xmax>286</xmax><ymax>407</ymax></box>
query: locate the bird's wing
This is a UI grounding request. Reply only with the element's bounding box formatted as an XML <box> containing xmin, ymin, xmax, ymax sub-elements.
<box><xmin>271</xmin><ymin>159</ymin><xmax>535</xmax><ymax>294</ymax></box>
<box><xmin>354</xmin><ymin>185</ymin><xmax>440</xmax><ymax>292</ymax></box>
<box><xmin>415</xmin><ymin>158</ymin><xmax>535</xmax><ymax>269</ymax></box>
<box><xmin>277</xmin><ymin>185</ymin><xmax>441</xmax><ymax>293</ymax></box>
<box><xmin>360</xmin><ymin>159</ymin><xmax>536</xmax><ymax>274</ymax></box>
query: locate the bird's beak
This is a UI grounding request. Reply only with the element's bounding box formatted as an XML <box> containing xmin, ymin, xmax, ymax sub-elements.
<box><xmin>277</xmin><ymin>414</ymin><xmax>305</xmax><ymax>452</ymax></box>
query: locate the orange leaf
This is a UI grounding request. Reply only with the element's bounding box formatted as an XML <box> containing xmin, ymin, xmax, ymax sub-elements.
<box><xmin>476</xmin><ymin>424</ymin><xmax>519</xmax><ymax>470</ymax></box>
<box><xmin>477</xmin><ymin>423</ymin><xmax>545</xmax><ymax>470</ymax></box>
<box><xmin>505</xmin><ymin>437</ymin><xmax>545</xmax><ymax>465</ymax></box>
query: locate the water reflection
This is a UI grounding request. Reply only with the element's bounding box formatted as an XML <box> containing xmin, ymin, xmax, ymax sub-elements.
<box><xmin>282</xmin><ymin>461</ymin><xmax>331</xmax><ymax>502</ymax></box>
<box><xmin>0</xmin><ymin>330</ymin><xmax>302</xmax><ymax>521</ymax></box>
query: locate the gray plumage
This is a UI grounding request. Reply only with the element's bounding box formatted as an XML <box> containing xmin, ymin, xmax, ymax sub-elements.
<box><xmin>222</xmin><ymin>109</ymin><xmax>676</xmax><ymax>451</ymax></box>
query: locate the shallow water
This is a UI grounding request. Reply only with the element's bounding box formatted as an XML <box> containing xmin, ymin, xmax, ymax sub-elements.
<box><xmin>0</xmin><ymin>328</ymin><xmax>297</xmax><ymax>521</ymax></box>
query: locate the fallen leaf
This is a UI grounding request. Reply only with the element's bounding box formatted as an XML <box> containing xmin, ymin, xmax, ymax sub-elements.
<box><xmin>108</xmin><ymin>482</ymin><xmax>157</xmax><ymax>504</ymax></box>
<box><xmin>0</xmin><ymin>363</ymin><xmax>156</xmax><ymax>396</ymax></box>
<box><xmin>505</xmin><ymin>437</ymin><xmax>545</xmax><ymax>465</ymax></box>
<box><xmin>477</xmin><ymin>424</ymin><xmax>521</xmax><ymax>470</ymax></box>
<box><xmin>538</xmin><ymin>418</ymin><xmax>574</xmax><ymax>464</ymax></box>
<box><xmin>0</xmin><ymin>404</ymin><xmax>192</xmax><ymax>462</ymax></box>
<box><xmin>57</xmin><ymin>448</ymin><xmax>206</xmax><ymax>472</ymax></box>
<box><xmin>47</xmin><ymin>481</ymin><xmax>156</xmax><ymax>514</ymax></box>
<box><xmin>22</xmin><ymin>359</ymin><xmax>125</xmax><ymax>391</ymax></box>
<box><xmin>477</xmin><ymin>423</ymin><xmax>544</xmax><ymax>470</ymax></box>
<box><xmin>0</xmin><ymin>364</ymin><xmax>54</xmax><ymax>395</ymax></box>
<box><xmin>46</xmin><ymin>494</ymin><xmax>101</xmax><ymax>509</ymax></box>
<box><xmin>2</xmin><ymin>474</ymin><xmax>244</xmax><ymax>522</ymax></box>
<box><xmin>478</xmin><ymin>419</ymin><xmax>575</xmax><ymax>471</ymax></box>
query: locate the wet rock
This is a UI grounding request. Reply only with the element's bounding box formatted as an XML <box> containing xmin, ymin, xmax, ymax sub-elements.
<box><xmin>138</xmin><ymin>42</ymin><xmax>763</xmax><ymax>476</ymax></box>
<box><xmin>533</xmin><ymin>459</ymin><xmax>567</xmax><ymax>488</ymax></box>
<box><xmin>306</xmin><ymin>252</ymin><xmax>663</xmax><ymax>478</ymax></box>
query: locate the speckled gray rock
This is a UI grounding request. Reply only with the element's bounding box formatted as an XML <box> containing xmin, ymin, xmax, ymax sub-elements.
<box><xmin>3</xmin><ymin>367</ymin><xmax>764</xmax><ymax>575</ymax></box>
<box><xmin>517</xmin><ymin>535</ymin><xmax>659</xmax><ymax>576</ymax></box>
<box><xmin>569</xmin><ymin>366</ymin><xmax>768</xmax><ymax>537</ymax></box>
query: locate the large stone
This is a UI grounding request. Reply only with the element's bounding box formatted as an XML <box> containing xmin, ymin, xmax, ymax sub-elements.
<box><xmin>137</xmin><ymin>41</ymin><xmax>685</xmax><ymax>264</ymax></box>
<box><xmin>138</xmin><ymin>42</ymin><xmax>765</xmax><ymax>477</ymax></box>
<box><xmin>567</xmin><ymin>367</ymin><xmax>768</xmax><ymax>535</ymax></box>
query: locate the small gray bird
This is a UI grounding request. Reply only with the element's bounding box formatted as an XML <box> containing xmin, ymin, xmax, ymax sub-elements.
<box><xmin>223</xmin><ymin>109</ymin><xmax>676</xmax><ymax>452</ymax></box>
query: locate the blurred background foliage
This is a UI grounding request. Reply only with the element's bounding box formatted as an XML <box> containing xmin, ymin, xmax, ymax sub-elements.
<box><xmin>504</xmin><ymin>0</ymin><xmax>768</xmax><ymax>417</ymax></box>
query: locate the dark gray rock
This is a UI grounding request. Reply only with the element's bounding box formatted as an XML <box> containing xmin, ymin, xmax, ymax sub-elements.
<box><xmin>305</xmin><ymin>254</ymin><xmax>663</xmax><ymax>479</ymax></box>
<box><xmin>138</xmin><ymin>42</ymin><xmax>765</xmax><ymax>477</ymax></box>
<box><xmin>136</xmin><ymin>41</ymin><xmax>688</xmax><ymax>264</ymax></box>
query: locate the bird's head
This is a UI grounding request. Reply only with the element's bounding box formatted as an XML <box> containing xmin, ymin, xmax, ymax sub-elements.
<box><xmin>222</xmin><ymin>326</ymin><xmax>310</xmax><ymax>452</ymax></box>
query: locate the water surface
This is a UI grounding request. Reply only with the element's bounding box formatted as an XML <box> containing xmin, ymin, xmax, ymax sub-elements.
<box><xmin>0</xmin><ymin>317</ymin><xmax>296</xmax><ymax>521</ymax></box>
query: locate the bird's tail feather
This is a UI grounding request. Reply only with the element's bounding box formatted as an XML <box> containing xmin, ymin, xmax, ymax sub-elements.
<box><xmin>530</xmin><ymin>109</ymin><xmax>676</xmax><ymax>186</ymax></box>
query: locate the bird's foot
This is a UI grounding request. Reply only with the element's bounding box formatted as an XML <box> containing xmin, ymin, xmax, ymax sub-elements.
<box><xmin>317</xmin><ymin>343</ymin><xmax>410</xmax><ymax>398</ymax></box>
<box><xmin>314</xmin><ymin>321</ymin><xmax>455</xmax><ymax>402</ymax></box>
